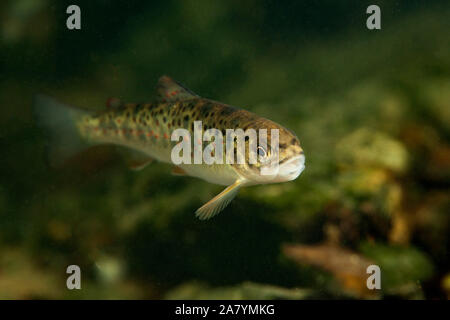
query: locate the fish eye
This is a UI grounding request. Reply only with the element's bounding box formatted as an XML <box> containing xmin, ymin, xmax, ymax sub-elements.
<box><xmin>257</xmin><ymin>146</ymin><xmax>267</xmax><ymax>158</ymax></box>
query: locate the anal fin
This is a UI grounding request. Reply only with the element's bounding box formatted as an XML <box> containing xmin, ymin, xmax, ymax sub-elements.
<box><xmin>116</xmin><ymin>147</ymin><xmax>155</xmax><ymax>171</ymax></box>
<box><xmin>195</xmin><ymin>180</ymin><xmax>244</xmax><ymax>220</ymax></box>
<box><xmin>171</xmin><ymin>166</ymin><xmax>187</xmax><ymax>176</ymax></box>
<box><xmin>129</xmin><ymin>158</ymin><xmax>153</xmax><ymax>171</ymax></box>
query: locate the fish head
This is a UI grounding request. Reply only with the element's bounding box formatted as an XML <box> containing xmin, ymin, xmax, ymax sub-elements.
<box><xmin>232</xmin><ymin>120</ymin><xmax>305</xmax><ymax>184</ymax></box>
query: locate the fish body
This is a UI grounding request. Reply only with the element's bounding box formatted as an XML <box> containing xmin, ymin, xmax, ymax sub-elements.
<box><xmin>34</xmin><ymin>76</ymin><xmax>305</xmax><ymax>219</ymax></box>
<box><xmin>78</xmin><ymin>98</ymin><xmax>242</xmax><ymax>186</ymax></box>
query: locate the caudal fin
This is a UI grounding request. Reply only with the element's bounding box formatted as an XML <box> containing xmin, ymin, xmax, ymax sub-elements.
<box><xmin>33</xmin><ymin>95</ymin><xmax>91</xmax><ymax>166</ymax></box>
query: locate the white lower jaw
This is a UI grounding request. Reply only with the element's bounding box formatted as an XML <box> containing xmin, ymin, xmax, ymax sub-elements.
<box><xmin>277</xmin><ymin>154</ymin><xmax>305</xmax><ymax>182</ymax></box>
<box><xmin>255</xmin><ymin>154</ymin><xmax>305</xmax><ymax>183</ymax></box>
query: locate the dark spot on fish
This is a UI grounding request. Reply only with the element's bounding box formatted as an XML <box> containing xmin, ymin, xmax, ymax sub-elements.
<box><xmin>230</xmin><ymin>118</ymin><xmax>240</xmax><ymax>128</ymax></box>
<box><xmin>220</xmin><ymin>107</ymin><xmax>236</xmax><ymax>117</ymax></box>
<box><xmin>201</xmin><ymin>103</ymin><xmax>213</xmax><ymax>115</ymax></box>
<box><xmin>184</xmin><ymin>115</ymin><xmax>189</xmax><ymax>122</ymax></box>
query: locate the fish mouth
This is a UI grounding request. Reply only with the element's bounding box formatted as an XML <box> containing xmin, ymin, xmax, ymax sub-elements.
<box><xmin>276</xmin><ymin>154</ymin><xmax>305</xmax><ymax>181</ymax></box>
<box><xmin>257</xmin><ymin>154</ymin><xmax>305</xmax><ymax>181</ymax></box>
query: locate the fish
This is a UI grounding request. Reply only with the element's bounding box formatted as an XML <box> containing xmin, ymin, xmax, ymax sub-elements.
<box><xmin>34</xmin><ymin>76</ymin><xmax>305</xmax><ymax>220</ymax></box>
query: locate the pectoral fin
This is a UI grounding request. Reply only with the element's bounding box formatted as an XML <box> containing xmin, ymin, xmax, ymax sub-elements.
<box><xmin>195</xmin><ymin>180</ymin><xmax>244</xmax><ymax>220</ymax></box>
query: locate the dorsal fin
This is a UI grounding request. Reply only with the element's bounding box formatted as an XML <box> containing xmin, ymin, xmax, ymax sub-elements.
<box><xmin>106</xmin><ymin>97</ymin><xmax>123</xmax><ymax>109</ymax></box>
<box><xmin>156</xmin><ymin>76</ymin><xmax>199</xmax><ymax>102</ymax></box>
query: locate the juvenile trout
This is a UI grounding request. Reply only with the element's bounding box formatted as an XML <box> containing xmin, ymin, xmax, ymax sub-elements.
<box><xmin>34</xmin><ymin>76</ymin><xmax>305</xmax><ymax>219</ymax></box>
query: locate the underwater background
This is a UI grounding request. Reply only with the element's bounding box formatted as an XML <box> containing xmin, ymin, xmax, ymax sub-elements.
<box><xmin>0</xmin><ymin>0</ymin><xmax>449</xmax><ymax>299</ymax></box>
